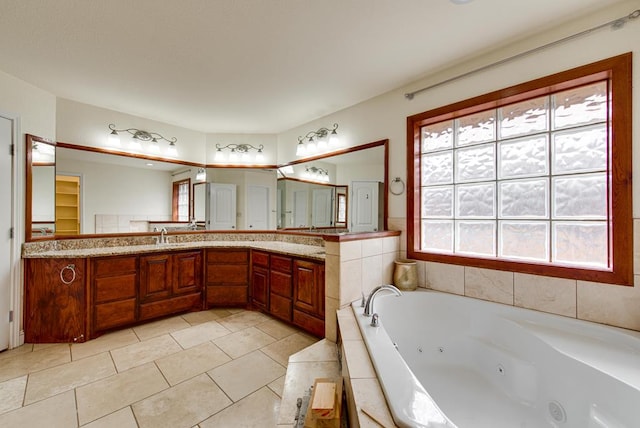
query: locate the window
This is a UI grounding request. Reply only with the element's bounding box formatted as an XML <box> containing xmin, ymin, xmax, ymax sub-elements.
<box><xmin>407</xmin><ymin>53</ymin><xmax>632</xmax><ymax>285</ymax></box>
<box><xmin>172</xmin><ymin>179</ymin><xmax>190</xmax><ymax>221</ymax></box>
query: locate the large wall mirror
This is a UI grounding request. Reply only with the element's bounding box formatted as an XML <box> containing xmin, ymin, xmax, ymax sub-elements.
<box><xmin>25</xmin><ymin>135</ymin><xmax>388</xmax><ymax>241</ymax></box>
<box><xmin>277</xmin><ymin>140</ymin><xmax>388</xmax><ymax>232</ymax></box>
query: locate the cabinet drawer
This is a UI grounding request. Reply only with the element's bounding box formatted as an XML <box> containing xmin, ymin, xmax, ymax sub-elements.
<box><xmin>270</xmin><ymin>270</ymin><xmax>292</xmax><ymax>297</ymax></box>
<box><xmin>139</xmin><ymin>293</ymin><xmax>201</xmax><ymax>321</ymax></box>
<box><xmin>206</xmin><ymin>249</ymin><xmax>248</xmax><ymax>264</ymax></box>
<box><xmin>94</xmin><ymin>299</ymin><xmax>136</xmax><ymax>331</ymax></box>
<box><xmin>293</xmin><ymin>309</ymin><xmax>325</xmax><ymax>338</ymax></box>
<box><xmin>207</xmin><ymin>264</ymin><xmax>248</xmax><ymax>284</ymax></box>
<box><xmin>270</xmin><ymin>255</ymin><xmax>292</xmax><ymax>273</ymax></box>
<box><xmin>252</xmin><ymin>251</ymin><xmax>269</xmax><ymax>267</ymax></box>
<box><xmin>95</xmin><ymin>273</ymin><xmax>136</xmax><ymax>303</ymax></box>
<box><xmin>269</xmin><ymin>293</ymin><xmax>292</xmax><ymax>322</ymax></box>
<box><xmin>207</xmin><ymin>285</ymin><xmax>247</xmax><ymax>306</ymax></box>
<box><xmin>93</xmin><ymin>256</ymin><xmax>137</xmax><ymax>277</ymax></box>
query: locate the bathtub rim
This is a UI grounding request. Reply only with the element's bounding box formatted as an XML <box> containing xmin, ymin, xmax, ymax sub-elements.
<box><xmin>351</xmin><ymin>298</ymin><xmax>457</xmax><ymax>428</ymax></box>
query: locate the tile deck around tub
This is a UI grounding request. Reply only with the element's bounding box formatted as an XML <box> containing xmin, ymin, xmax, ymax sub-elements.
<box><xmin>0</xmin><ymin>309</ymin><xmax>322</xmax><ymax>428</ymax></box>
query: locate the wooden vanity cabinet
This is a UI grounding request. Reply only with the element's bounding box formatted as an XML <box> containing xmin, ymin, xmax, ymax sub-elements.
<box><xmin>269</xmin><ymin>254</ymin><xmax>293</xmax><ymax>322</ymax></box>
<box><xmin>25</xmin><ymin>257</ymin><xmax>87</xmax><ymax>343</ymax></box>
<box><xmin>139</xmin><ymin>250</ymin><xmax>203</xmax><ymax>321</ymax></box>
<box><xmin>250</xmin><ymin>251</ymin><xmax>269</xmax><ymax>311</ymax></box>
<box><xmin>292</xmin><ymin>259</ymin><xmax>325</xmax><ymax>337</ymax></box>
<box><xmin>206</xmin><ymin>249</ymin><xmax>249</xmax><ymax>306</ymax></box>
<box><xmin>91</xmin><ymin>255</ymin><xmax>138</xmax><ymax>335</ymax></box>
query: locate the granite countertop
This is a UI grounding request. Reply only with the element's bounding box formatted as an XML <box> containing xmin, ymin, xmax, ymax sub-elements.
<box><xmin>23</xmin><ymin>240</ymin><xmax>326</xmax><ymax>261</ymax></box>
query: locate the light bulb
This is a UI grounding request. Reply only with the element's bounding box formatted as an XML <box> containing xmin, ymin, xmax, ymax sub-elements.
<box><xmin>148</xmin><ymin>141</ymin><xmax>160</xmax><ymax>153</ymax></box>
<box><xmin>108</xmin><ymin>131</ymin><xmax>121</xmax><ymax>147</ymax></box>
<box><xmin>317</xmin><ymin>136</ymin><xmax>328</xmax><ymax>151</ymax></box>
<box><xmin>255</xmin><ymin>151</ymin><xmax>265</xmax><ymax>163</ymax></box>
<box><xmin>241</xmin><ymin>152</ymin><xmax>250</xmax><ymax>162</ymax></box>
<box><xmin>130</xmin><ymin>137</ymin><xmax>142</xmax><ymax>150</ymax></box>
<box><xmin>229</xmin><ymin>150</ymin><xmax>238</xmax><ymax>162</ymax></box>
<box><xmin>215</xmin><ymin>150</ymin><xmax>225</xmax><ymax>162</ymax></box>
<box><xmin>307</xmin><ymin>139</ymin><xmax>317</xmax><ymax>154</ymax></box>
<box><xmin>167</xmin><ymin>142</ymin><xmax>178</xmax><ymax>157</ymax></box>
<box><xmin>329</xmin><ymin>131</ymin><xmax>340</xmax><ymax>147</ymax></box>
<box><xmin>296</xmin><ymin>142</ymin><xmax>306</xmax><ymax>156</ymax></box>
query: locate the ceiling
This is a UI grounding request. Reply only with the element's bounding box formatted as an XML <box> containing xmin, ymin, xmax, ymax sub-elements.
<box><xmin>0</xmin><ymin>0</ymin><xmax>624</xmax><ymax>134</ymax></box>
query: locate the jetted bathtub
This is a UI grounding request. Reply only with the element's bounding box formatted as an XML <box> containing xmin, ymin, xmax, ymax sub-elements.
<box><xmin>352</xmin><ymin>289</ymin><xmax>640</xmax><ymax>428</ymax></box>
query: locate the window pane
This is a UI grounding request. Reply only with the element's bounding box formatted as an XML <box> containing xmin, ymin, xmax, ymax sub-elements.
<box><xmin>499</xmin><ymin>221</ymin><xmax>549</xmax><ymax>261</ymax></box>
<box><xmin>457</xmin><ymin>110</ymin><xmax>495</xmax><ymax>146</ymax></box>
<box><xmin>422</xmin><ymin>186</ymin><xmax>453</xmax><ymax>218</ymax></box>
<box><xmin>422</xmin><ymin>121</ymin><xmax>453</xmax><ymax>153</ymax></box>
<box><xmin>552</xmin><ymin>82</ymin><xmax>608</xmax><ymax>129</ymax></box>
<box><xmin>552</xmin><ymin>125</ymin><xmax>607</xmax><ymax>174</ymax></box>
<box><xmin>553</xmin><ymin>173</ymin><xmax>607</xmax><ymax>219</ymax></box>
<box><xmin>498</xmin><ymin>135</ymin><xmax>548</xmax><ymax>179</ymax></box>
<box><xmin>498</xmin><ymin>96</ymin><xmax>548</xmax><ymax>139</ymax></box>
<box><xmin>422</xmin><ymin>220</ymin><xmax>453</xmax><ymax>253</ymax></box>
<box><xmin>456</xmin><ymin>221</ymin><xmax>495</xmax><ymax>256</ymax></box>
<box><xmin>455</xmin><ymin>143</ymin><xmax>495</xmax><ymax>182</ymax></box>
<box><xmin>422</xmin><ymin>152</ymin><xmax>453</xmax><ymax>185</ymax></box>
<box><xmin>553</xmin><ymin>221</ymin><xmax>608</xmax><ymax>267</ymax></box>
<box><xmin>456</xmin><ymin>183</ymin><xmax>495</xmax><ymax>218</ymax></box>
<box><xmin>499</xmin><ymin>179</ymin><xmax>548</xmax><ymax>218</ymax></box>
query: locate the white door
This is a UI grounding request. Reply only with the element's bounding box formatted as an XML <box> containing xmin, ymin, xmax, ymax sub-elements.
<box><xmin>293</xmin><ymin>190</ymin><xmax>308</xmax><ymax>227</ymax></box>
<box><xmin>247</xmin><ymin>185</ymin><xmax>269</xmax><ymax>230</ymax></box>
<box><xmin>351</xmin><ymin>181</ymin><xmax>380</xmax><ymax>233</ymax></box>
<box><xmin>0</xmin><ymin>116</ymin><xmax>12</xmax><ymax>350</ymax></box>
<box><xmin>311</xmin><ymin>188</ymin><xmax>333</xmax><ymax>228</ymax></box>
<box><xmin>206</xmin><ymin>183</ymin><xmax>237</xmax><ymax>230</ymax></box>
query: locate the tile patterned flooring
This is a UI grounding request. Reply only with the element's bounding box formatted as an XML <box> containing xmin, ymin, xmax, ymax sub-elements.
<box><xmin>0</xmin><ymin>308</ymin><xmax>320</xmax><ymax>428</ymax></box>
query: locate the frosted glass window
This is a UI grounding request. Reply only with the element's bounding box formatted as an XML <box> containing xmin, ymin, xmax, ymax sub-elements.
<box><xmin>499</xmin><ymin>179</ymin><xmax>548</xmax><ymax>218</ymax></box>
<box><xmin>498</xmin><ymin>136</ymin><xmax>548</xmax><ymax>179</ymax></box>
<box><xmin>553</xmin><ymin>173</ymin><xmax>607</xmax><ymax>219</ymax></box>
<box><xmin>417</xmin><ymin>78</ymin><xmax>617</xmax><ymax>271</ymax></box>
<box><xmin>499</xmin><ymin>221</ymin><xmax>549</xmax><ymax>261</ymax></box>
<box><xmin>422</xmin><ymin>121</ymin><xmax>454</xmax><ymax>152</ymax></box>
<box><xmin>499</xmin><ymin>96</ymin><xmax>548</xmax><ymax>139</ymax></box>
<box><xmin>422</xmin><ymin>152</ymin><xmax>453</xmax><ymax>185</ymax></box>
<box><xmin>422</xmin><ymin>186</ymin><xmax>453</xmax><ymax>218</ymax></box>
<box><xmin>457</xmin><ymin>111</ymin><xmax>495</xmax><ymax>146</ymax></box>
<box><xmin>552</xmin><ymin>125</ymin><xmax>607</xmax><ymax>174</ymax></box>
<box><xmin>422</xmin><ymin>220</ymin><xmax>453</xmax><ymax>253</ymax></box>
<box><xmin>456</xmin><ymin>183</ymin><xmax>495</xmax><ymax>218</ymax></box>
<box><xmin>455</xmin><ymin>144</ymin><xmax>495</xmax><ymax>183</ymax></box>
<box><xmin>553</xmin><ymin>222</ymin><xmax>608</xmax><ymax>267</ymax></box>
<box><xmin>552</xmin><ymin>82</ymin><xmax>608</xmax><ymax>130</ymax></box>
<box><xmin>456</xmin><ymin>221</ymin><xmax>495</xmax><ymax>256</ymax></box>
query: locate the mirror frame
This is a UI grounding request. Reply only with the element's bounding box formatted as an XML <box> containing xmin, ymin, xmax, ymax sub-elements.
<box><xmin>25</xmin><ymin>134</ymin><xmax>57</xmax><ymax>242</ymax></box>
<box><xmin>25</xmin><ymin>135</ymin><xmax>389</xmax><ymax>241</ymax></box>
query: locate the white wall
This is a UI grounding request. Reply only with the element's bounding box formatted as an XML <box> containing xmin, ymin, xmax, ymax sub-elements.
<box><xmin>277</xmin><ymin>0</ymin><xmax>640</xmax><ymax>331</ymax></box>
<box><xmin>57</xmin><ymin>98</ymin><xmax>206</xmax><ymax>164</ymax></box>
<box><xmin>56</xmin><ymin>157</ymin><xmax>172</xmax><ymax>234</ymax></box>
<box><xmin>0</xmin><ymin>69</ymin><xmax>56</xmax><ymax>346</ymax></box>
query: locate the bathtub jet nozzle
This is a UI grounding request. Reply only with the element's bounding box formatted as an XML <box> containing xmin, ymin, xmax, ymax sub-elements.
<box><xmin>363</xmin><ymin>284</ymin><xmax>403</xmax><ymax>316</ymax></box>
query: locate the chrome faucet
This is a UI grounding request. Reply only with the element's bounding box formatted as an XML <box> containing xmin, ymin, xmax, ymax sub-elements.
<box><xmin>158</xmin><ymin>227</ymin><xmax>167</xmax><ymax>244</ymax></box>
<box><xmin>363</xmin><ymin>284</ymin><xmax>402</xmax><ymax>316</ymax></box>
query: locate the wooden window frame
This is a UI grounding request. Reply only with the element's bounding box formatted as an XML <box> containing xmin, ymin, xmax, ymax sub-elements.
<box><xmin>407</xmin><ymin>53</ymin><xmax>633</xmax><ymax>286</ymax></box>
<box><xmin>172</xmin><ymin>178</ymin><xmax>191</xmax><ymax>222</ymax></box>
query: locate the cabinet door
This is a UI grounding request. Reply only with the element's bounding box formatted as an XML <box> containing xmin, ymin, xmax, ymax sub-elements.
<box><xmin>140</xmin><ymin>254</ymin><xmax>172</xmax><ymax>302</ymax></box>
<box><xmin>293</xmin><ymin>259</ymin><xmax>321</xmax><ymax>316</ymax></box>
<box><xmin>25</xmin><ymin>258</ymin><xmax>86</xmax><ymax>343</ymax></box>
<box><xmin>251</xmin><ymin>265</ymin><xmax>269</xmax><ymax>310</ymax></box>
<box><xmin>172</xmin><ymin>251</ymin><xmax>202</xmax><ymax>296</ymax></box>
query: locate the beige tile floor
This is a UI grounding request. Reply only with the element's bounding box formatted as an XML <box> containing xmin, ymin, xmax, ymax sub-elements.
<box><xmin>0</xmin><ymin>308</ymin><xmax>319</xmax><ymax>428</ymax></box>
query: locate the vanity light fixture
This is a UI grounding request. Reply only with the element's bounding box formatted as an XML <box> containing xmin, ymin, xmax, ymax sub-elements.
<box><xmin>296</xmin><ymin>123</ymin><xmax>340</xmax><ymax>157</ymax></box>
<box><xmin>214</xmin><ymin>143</ymin><xmax>265</xmax><ymax>164</ymax></box>
<box><xmin>196</xmin><ymin>168</ymin><xmax>207</xmax><ymax>182</ymax></box>
<box><xmin>303</xmin><ymin>166</ymin><xmax>330</xmax><ymax>183</ymax></box>
<box><xmin>107</xmin><ymin>124</ymin><xmax>178</xmax><ymax>157</ymax></box>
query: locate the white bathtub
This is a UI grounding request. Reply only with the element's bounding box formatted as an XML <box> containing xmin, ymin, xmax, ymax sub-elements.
<box><xmin>352</xmin><ymin>289</ymin><xmax>640</xmax><ymax>428</ymax></box>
